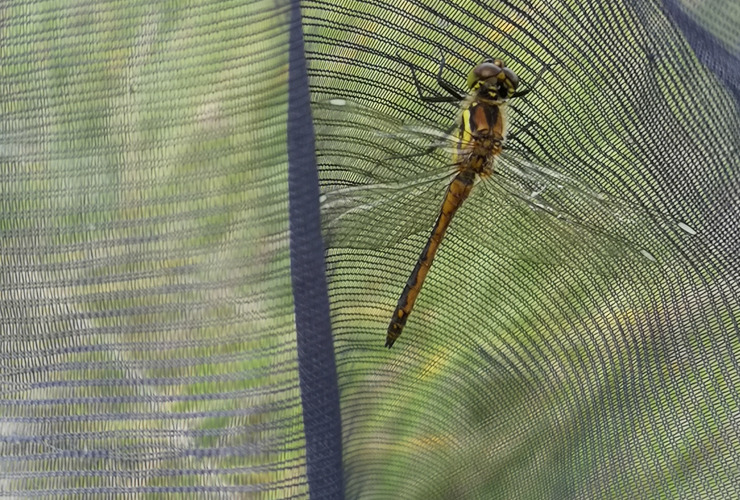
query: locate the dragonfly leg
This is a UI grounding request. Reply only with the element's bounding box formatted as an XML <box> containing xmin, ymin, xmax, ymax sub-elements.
<box><xmin>507</xmin><ymin>103</ymin><xmax>525</xmax><ymax>116</ymax></box>
<box><xmin>506</xmin><ymin>121</ymin><xmax>542</xmax><ymax>158</ymax></box>
<box><xmin>396</xmin><ymin>50</ymin><xmax>462</xmax><ymax>103</ymax></box>
<box><xmin>511</xmin><ymin>59</ymin><xmax>561</xmax><ymax>98</ymax></box>
<box><xmin>507</xmin><ymin>119</ymin><xmax>539</xmax><ymax>143</ymax></box>
<box><xmin>433</xmin><ymin>49</ymin><xmax>466</xmax><ymax>101</ymax></box>
<box><xmin>505</xmin><ymin>140</ymin><xmax>538</xmax><ymax>160</ymax></box>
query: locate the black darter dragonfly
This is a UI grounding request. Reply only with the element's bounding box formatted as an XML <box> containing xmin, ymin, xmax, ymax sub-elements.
<box><xmin>316</xmin><ymin>52</ymin><xmax>697</xmax><ymax>348</ymax></box>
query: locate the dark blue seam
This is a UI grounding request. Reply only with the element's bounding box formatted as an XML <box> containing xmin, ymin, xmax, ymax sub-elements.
<box><xmin>287</xmin><ymin>0</ymin><xmax>344</xmax><ymax>498</ymax></box>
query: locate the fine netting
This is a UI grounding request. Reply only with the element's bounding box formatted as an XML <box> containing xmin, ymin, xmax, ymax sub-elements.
<box><xmin>305</xmin><ymin>0</ymin><xmax>740</xmax><ymax>498</ymax></box>
<box><xmin>0</xmin><ymin>0</ymin><xmax>340</xmax><ymax>497</ymax></box>
<box><xmin>1</xmin><ymin>0</ymin><xmax>739</xmax><ymax>498</ymax></box>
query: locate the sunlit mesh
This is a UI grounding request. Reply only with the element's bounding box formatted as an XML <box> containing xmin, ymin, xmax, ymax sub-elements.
<box><xmin>1</xmin><ymin>0</ymin><xmax>738</xmax><ymax>498</ymax></box>
<box><xmin>305</xmin><ymin>0</ymin><xmax>740</xmax><ymax>497</ymax></box>
<box><xmin>0</xmin><ymin>0</ymin><xmax>314</xmax><ymax>497</ymax></box>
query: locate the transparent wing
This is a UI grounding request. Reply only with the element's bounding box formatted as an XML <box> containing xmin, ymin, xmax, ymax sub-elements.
<box><xmin>314</xmin><ymin>98</ymin><xmax>455</xmax><ymax>183</ymax></box>
<box><xmin>314</xmin><ymin>98</ymin><xmax>701</xmax><ymax>270</ymax></box>
<box><xmin>315</xmin><ymin>98</ymin><xmax>458</xmax><ymax>249</ymax></box>
<box><xmin>470</xmin><ymin>152</ymin><xmax>699</xmax><ymax>268</ymax></box>
<box><xmin>320</xmin><ymin>169</ymin><xmax>454</xmax><ymax>250</ymax></box>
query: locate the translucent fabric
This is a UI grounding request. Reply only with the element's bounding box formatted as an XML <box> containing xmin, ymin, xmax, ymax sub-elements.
<box><xmin>1</xmin><ymin>0</ymin><xmax>738</xmax><ymax>498</ymax></box>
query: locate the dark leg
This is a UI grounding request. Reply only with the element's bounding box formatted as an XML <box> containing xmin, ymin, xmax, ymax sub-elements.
<box><xmin>506</xmin><ymin>120</ymin><xmax>538</xmax><ymax>143</ymax></box>
<box><xmin>396</xmin><ymin>50</ymin><xmax>463</xmax><ymax>103</ymax></box>
<box><xmin>433</xmin><ymin>50</ymin><xmax>466</xmax><ymax>101</ymax></box>
<box><xmin>505</xmin><ymin>141</ymin><xmax>538</xmax><ymax>160</ymax></box>
<box><xmin>511</xmin><ymin>59</ymin><xmax>560</xmax><ymax>99</ymax></box>
<box><xmin>505</xmin><ymin>121</ymin><xmax>541</xmax><ymax>159</ymax></box>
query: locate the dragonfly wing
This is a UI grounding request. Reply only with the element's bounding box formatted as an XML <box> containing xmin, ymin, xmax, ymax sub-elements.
<box><xmin>314</xmin><ymin>98</ymin><xmax>456</xmax><ymax>183</ymax></box>
<box><xmin>463</xmin><ymin>152</ymin><xmax>699</xmax><ymax>270</ymax></box>
<box><xmin>315</xmin><ymin>98</ymin><xmax>460</xmax><ymax>251</ymax></box>
<box><xmin>314</xmin><ymin>97</ymin><xmax>700</xmax><ymax>270</ymax></box>
<box><xmin>320</xmin><ymin>169</ymin><xmax>455</xmax><ymax>250</ymax></box>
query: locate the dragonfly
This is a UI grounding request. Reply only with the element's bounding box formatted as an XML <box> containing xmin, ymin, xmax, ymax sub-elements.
<box><xmin>315</xmin><ymin>52</ymin><xmax>698</xmax><ymax>349</ymax></box>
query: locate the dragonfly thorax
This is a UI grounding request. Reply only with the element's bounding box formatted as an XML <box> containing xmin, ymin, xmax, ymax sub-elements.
<box><xmin>456</xmin><ymin>98</ymin><xmax>506</xmax><ymax>177</ymax></box>
<box><xmin>459</xmin><ymin>99</ymin><xmax>507</xmax><ymax>148</ymax></box>
<box><xmin>460</xmin><ymin>136</ymin><xmax>501</xmax><ymax>177</ymax></box>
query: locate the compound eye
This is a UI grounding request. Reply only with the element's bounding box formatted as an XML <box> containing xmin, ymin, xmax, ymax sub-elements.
<box><xmin>468</xmin><ymin>61</ymin><xmax>502</xmax><ymax>88</ymax></box>
<box><xmin>473</xmin><ymin>62</ymin><xmax>501</xmax><ymax>80</ymax></box>
<box><xmin>503</xmin><ymin>68</ymin><xmax>520</xmax><ymax>89</ymax></box>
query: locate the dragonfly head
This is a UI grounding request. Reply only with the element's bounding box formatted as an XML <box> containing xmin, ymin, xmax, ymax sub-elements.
<box><xmin>468</xmin><ymin>58</ymin><xmax>520</xmax><ymax>99</ymax></box>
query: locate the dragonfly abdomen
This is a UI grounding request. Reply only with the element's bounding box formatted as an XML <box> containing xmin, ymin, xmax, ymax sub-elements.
<box><xmin>385</xmin><ymin>169</ymin><xmax>476</xmax><ymax>348</ymax></box>
<box><xmin>384</xmin><ymin>56</ymin><xmax>520</xmax><ymax>348</ymax></box>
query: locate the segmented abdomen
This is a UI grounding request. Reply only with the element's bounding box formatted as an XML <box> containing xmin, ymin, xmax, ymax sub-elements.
<box><xmin>385</xmin><ymin>169</ymin><xmax>476</xmax><ymax>348</ymax></box>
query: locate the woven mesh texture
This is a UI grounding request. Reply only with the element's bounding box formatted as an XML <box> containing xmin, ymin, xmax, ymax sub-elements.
<box><xmin>0</xmin><ymin>0</ymin><xmax>316</xmax><ymax>497</ymax></box>
<box><xmin>1</xmin><ymin>0</ymin><xmax>739</xmax><ymax>498</ymax></box>
<box><xmin>306</xmin><ymin>0</ymin><xmax>740</xmax><ymax>497</ymax></box>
